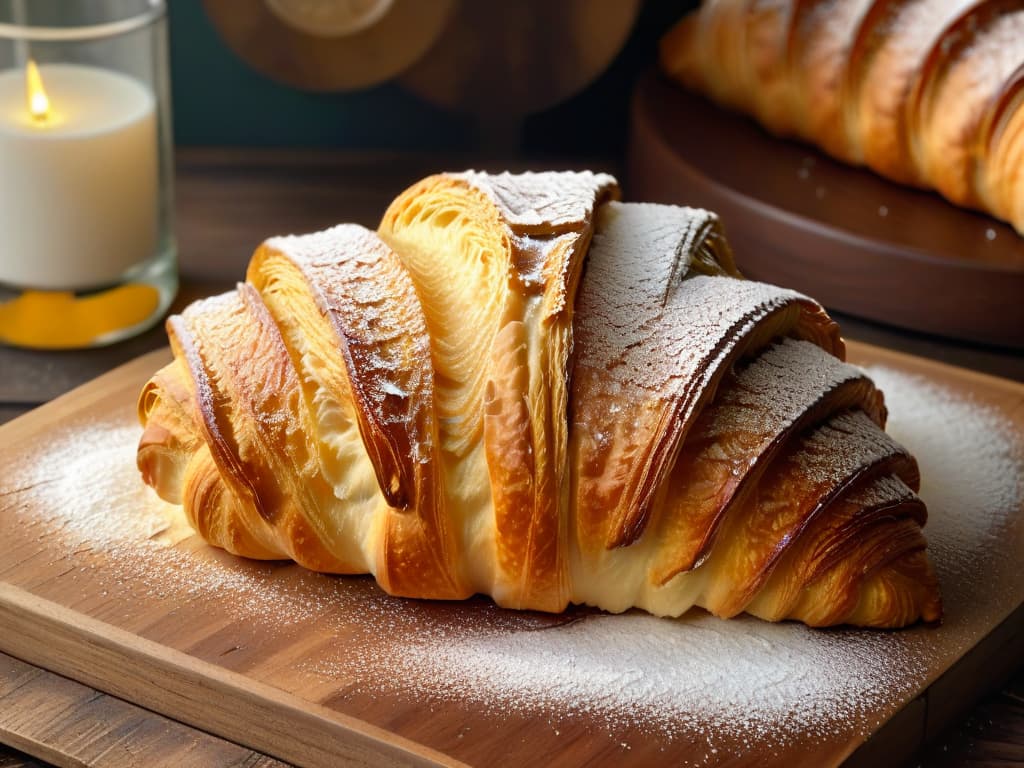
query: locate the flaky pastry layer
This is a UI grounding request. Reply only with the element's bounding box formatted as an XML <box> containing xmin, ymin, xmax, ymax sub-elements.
<box><xmin>138</xmin><ymin>171</ymin><xmax>942</xmax><ymax>628</ymax></box>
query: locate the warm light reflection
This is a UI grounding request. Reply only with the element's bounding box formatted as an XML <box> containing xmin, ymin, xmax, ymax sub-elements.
<box><xmin>25</xmin><ymin>59</ymin><xmax>50</xmax><ymax>123</ymax></box>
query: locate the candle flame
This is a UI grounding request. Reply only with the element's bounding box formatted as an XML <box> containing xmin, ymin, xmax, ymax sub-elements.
<box><xmin>25</xmin><ymin>59</ymin><xmax>50</xmax><ymax>123</ymax></box>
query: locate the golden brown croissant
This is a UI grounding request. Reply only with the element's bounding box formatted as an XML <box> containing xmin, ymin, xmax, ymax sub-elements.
<box><xmin>660</xmin><ymin>0</ymin><xmax>1024</xmax><ymax>235</ymax></box>
<box><xmin>137</xmin><ymin>171</ymin><xmax>942</xmax><ymax>628</ymax></box>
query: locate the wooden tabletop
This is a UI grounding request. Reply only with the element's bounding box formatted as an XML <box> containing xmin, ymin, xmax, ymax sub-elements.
<box><xmin>0</xmin><ymin>148</ymin><xmax>1021</xmax><ymax>768</ymax></box>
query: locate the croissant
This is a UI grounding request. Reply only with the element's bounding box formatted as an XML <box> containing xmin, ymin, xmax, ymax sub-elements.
<box><xmin>137</xmin><ymin>171</ymin><xmax>942</xmax><ymax>628</ymax></box>
<box><xmin>659</xmin><ymin>0</ymin><xmax>1024</xmax><ymax>235</ymax></box>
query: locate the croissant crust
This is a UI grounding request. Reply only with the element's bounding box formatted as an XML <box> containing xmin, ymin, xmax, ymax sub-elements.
<box><xmin>138</xmin><ymin>171</ymin><xmax>942</xmax><ymax>628</ymax></box>
<box><xmin>660</xmin><ymin>0</ymin><xmax>1024</xmax><ymax>234</ymax></box>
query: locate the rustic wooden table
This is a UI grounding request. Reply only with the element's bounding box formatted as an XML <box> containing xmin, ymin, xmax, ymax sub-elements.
<box><xmin>0</xmin><ymin>149</ymin><xmax>1020</xmax><ymax>768</ymax></box>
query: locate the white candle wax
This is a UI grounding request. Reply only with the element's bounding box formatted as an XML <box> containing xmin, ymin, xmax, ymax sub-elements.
<box><xmin>0</xmin><ymin>64</ymin><xmax>158</xmax><ymax>291</ymax></box>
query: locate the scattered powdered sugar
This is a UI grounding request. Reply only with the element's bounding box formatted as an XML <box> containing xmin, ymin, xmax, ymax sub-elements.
<box><xmin>6</xmin><ymin>366</ymin><xmax>1023</xmax><ymax>761</ymax></box>
<box><xmin>868</xmin><ymin>367</ymin><xmax>1023</xmax><ymax>514</ymax></box>
<box><xmin>18</xmin><ymin>418</ymin><xmax>182</xmax><ymax>547</ymax></box>
<box><xmin>327</xmin><ymin>367</ymin><xmax>1024</xmax><ymax>748</ymax></box>
<box><xmin>865</xmin><ymin>366</ymin><xmax>1024</xmax><ymax>608</ymax></box>
<box><xmin>362</xmin><ymin>612</ymin><xmax>920</xmax><ymax>742</ymax></box>
<box><xmin>14</xmin><ymin>418</ymin><xmax>352</xmax><ymax>627</ymax></box>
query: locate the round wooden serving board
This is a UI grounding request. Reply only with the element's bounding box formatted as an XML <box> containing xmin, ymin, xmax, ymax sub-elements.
<box><xmin>628</xmin><ymin>71</ymin><xmax>1024</xmax><ymax>350</ymax></box>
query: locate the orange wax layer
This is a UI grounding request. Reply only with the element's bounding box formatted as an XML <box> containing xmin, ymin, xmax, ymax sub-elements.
<box><xmin>0</xmin><ymin>286</ymin><xmax>159</xmax><ymax>349</ymax></box>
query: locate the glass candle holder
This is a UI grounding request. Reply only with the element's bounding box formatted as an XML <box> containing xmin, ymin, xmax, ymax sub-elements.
<box><xmin>0</xmin><ymin>0</ymin><xmax>176</xmax><ymax>349</ymax></box>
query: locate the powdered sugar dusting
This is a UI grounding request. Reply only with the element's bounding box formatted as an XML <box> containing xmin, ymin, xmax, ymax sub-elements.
<box><xmin>14</xmin><ymin>418</ymin><xmax>331</xmax><ymax>626</ymax></box>
<box><xmin>18</xmin><ymin>419</ymin><xmax>184</xmax><ymax>547</ymax></box>
<box><xmin>866</xmin><ymin>366</ymin><xmax>1024</xmax><ymax>601</ymax></box>
<box><xmin>364</xmin><ymin>612</ymin><xmax>919</xmax><ymax>741</ymax></box>
<box><xmin>702</xmin><ymin>339</ymin><xmax>874</xmax><ymax>440</ymax></box>
<box><xmin>788</xmin><ymin>409</ymin><xmax>907</xmax><ymax>486</ymax></box>
<box><xmin>571</xmin><ymin>205</ymin><xmax>817</xmax><ymax>540</ymax></box>
<box><xmin>576</xmin><ymin>204</ymin><xmax>805</xmax><ymax>392</ymax></box>
<box><xmin>265</xmin><ymin>224</ymin><xmax>436</xmax><ymax>466</ymax></box>
<box><xmin>8</xmin><ymin>417</ymin><xmax>556</xmax><ymax>634</ymax></box>
<box><xmin>456</xmin><ymin>170</ymin><xmax>618</xmax><ymax>231</ymax></box>
<box><xmin>326</xmin><ymin>367</ymin><xmax>1024</xmax><ymax>750</ymax></box>
<box><xmin>4</xmin><ymin>366</ymin><xmax>1023</xmax><ymax>763</ymax></box>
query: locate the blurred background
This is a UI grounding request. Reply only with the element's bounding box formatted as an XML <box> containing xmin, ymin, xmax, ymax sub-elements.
<box><xmin>168</xmin><ymin>1</ymin><xmax>691</xmax><ymax>153</ymax></box>
<box><xmin>1</xmin><ymin>0</ymin><xmax>1019</xmax><ymax>356</ymax></box>
<box><xmin>160</xmin><ymin>0</ymin><xmax>1022</xmax><ymax>355</ymax></box>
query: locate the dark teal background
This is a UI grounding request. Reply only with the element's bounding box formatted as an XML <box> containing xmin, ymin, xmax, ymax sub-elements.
<box><xmin>168</xmin><ymin>2</ymin><xmax>692</xmax><ymax>152</ymax></box>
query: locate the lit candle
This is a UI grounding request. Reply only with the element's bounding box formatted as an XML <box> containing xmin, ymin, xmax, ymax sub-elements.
<box><xmin>0</xmin><ymin>61</ymin><xmax>158</xmax><ymax>291</ymax></box>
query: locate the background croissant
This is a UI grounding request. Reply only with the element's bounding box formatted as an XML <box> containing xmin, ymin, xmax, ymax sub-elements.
<box><xmin>137</xmin><ymin>171</ymin><xmax>942</xmax><ymax>628</ymax></box>
<box><xmin>660</xmin><ymin>0</ymin><xmax>1024</xmax><ymax>235</ymax></box>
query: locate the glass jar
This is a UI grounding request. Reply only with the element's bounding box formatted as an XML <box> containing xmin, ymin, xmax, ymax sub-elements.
<box><xmin>0</xmin><ymin>0</ymin><xmax>176</xmax><ymax>349</ymax></box>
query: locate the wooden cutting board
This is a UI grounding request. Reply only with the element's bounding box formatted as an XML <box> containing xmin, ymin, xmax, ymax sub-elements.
<box><xmin>0</xmin><ymin>342</ymin><xmax>1021</xmax><ymax>768</ymax></box>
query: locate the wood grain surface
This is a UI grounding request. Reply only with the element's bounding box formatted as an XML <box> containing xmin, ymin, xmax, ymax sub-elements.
<box><xmin>0</xmin><ymin>342</ymin><xmax>1021</xmax><ymax>767</ymax></box>
<box><xmin>628</xmin><ymin>71</ymin><xmax>1024</xmax><ymax>349</ymax></box>
<box><xmin>0</xmin><ymin>652</ymin><xmax>289</xmax><ymax>768</ymax></box>
<box><xmin>0</xmin><ymin>583</ymin><xmax>446</xmax><ymax>768</ymax></box>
